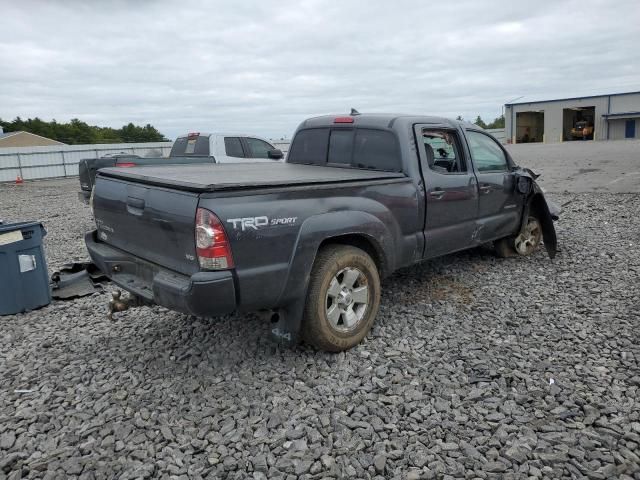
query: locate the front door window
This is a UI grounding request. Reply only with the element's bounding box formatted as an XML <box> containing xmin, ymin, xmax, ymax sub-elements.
<box><xmin>466</xmin><ymin>131</ymin><xmax>509</xmax><ymax>172</ymax></box>
<box><xmin>246</xmin><ymin>138</ymin><xmax>274</xmax><ymax>158</ymax></box>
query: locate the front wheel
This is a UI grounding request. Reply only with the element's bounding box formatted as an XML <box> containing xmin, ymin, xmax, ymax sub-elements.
<box><xmin>302</xmin><ymin>245</ymin><xmax>381</xmax><ymax>352</ymax></box>
<box><xmin>495</xmin><ymin>215</ymin><xmax>542</xmax><ymax>257</ymax></box>
<box><xmin>514</xmin><ymin>216</ymin><xmax>542</xmax><ymax>255</ymax></box>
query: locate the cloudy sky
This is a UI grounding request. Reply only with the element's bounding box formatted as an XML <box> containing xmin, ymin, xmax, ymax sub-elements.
<box><xmin>1</xmin><ymin>0</ymin><xmax>638</xmax><ymax>140</ymax></box>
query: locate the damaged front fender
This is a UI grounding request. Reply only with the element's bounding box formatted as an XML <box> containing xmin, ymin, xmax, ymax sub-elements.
<box><xmin>514</xmin><ymin>168</ymin><xmax>559</xmax><ymax>259</ymax></box>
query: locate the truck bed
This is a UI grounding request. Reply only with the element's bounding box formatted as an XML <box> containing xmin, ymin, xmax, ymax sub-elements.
<box><xmin>98</xmin><ymin>162</ymin><xmax>406</xmax><ymax>192</ymax></box>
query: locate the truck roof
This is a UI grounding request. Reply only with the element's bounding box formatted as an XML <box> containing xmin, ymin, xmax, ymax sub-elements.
<box><xmin>174</xmin><ymin>132</ymin><xmax>272</xmax><ymax>139</ymax></box>
<box><xmin>298</xmin><ymin>113</ymin><xmax>478</xmax><ymax>130</ymax></box>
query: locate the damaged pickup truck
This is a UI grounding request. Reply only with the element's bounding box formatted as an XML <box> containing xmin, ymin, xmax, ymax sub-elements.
<box><xmin>86</xmin><ymin>113</ymin><xmax>559</xmax><ymax>352</ymax></box>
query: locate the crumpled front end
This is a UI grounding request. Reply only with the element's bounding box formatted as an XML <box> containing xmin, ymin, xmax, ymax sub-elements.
<box><xmin>514</xmin><ymin>168</ymin><xmax>560</xmax><ymax>259</ymax></box>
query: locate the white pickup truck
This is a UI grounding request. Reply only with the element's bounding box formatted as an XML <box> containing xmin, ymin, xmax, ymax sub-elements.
<box><xmin>169</xmin><ymin>133</ymin><xmax>284</xmax><ymax>163</ymax></box>
<box><xmin>78</xmin><ymin>133</ymin><xmax>283</xmax><ymax>201</ymax></box>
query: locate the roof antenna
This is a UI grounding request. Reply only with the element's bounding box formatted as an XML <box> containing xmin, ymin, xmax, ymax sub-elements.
<box><xmin>350</xmin><ymin>108</ymin><xmax>360</xmax><ymax>116</ymax></box>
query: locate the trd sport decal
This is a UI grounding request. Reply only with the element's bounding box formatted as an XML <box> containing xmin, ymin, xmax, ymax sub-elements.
<box><xmin>227</xmin><ymin>216</ymin><xmax>297</xmax><ymax>231</ymax></box>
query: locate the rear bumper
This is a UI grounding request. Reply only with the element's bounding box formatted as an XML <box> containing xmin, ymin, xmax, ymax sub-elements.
<box><xmin>85</xmin><ymin>231</ymin><xmax>236</xmax><ymax>317</ymax></box>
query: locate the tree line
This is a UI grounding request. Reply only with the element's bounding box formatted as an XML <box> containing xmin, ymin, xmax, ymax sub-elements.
<box><xmin>0</xmin><ymin>117</ymin><xmax>168</xmax><ymax>144</ymax></box>
<box><xmin>456</xmin><ymin>115</ymin><xmax>505</xmax><ymax>129</ymax></box>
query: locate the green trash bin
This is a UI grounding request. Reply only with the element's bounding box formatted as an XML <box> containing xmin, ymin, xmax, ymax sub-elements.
<box><xmin>0</xmin><ymin>221</ymin><xmax>51</xmax><ymax>315</ymax></box>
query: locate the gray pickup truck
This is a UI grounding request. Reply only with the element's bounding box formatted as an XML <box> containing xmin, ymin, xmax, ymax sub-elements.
<box><xmin>86</xmin><ymin>113</ymin><xmax>558</xmax><ymax>351</ymax></box>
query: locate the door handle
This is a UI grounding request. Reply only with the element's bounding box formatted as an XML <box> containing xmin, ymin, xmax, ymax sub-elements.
<box><xmin>479</xmin><ymin>185</ymin><xmax>491</xmax><ymax>195</ymax></box>
<box><xmin>429</xmin><ymin>189</ymin><xmax>445</xmax><ymax>199</ymax></box>
<box><xmin>126</xmin><ymin>196</ymin><xmax>145</xmax><ymax>215</ymax></box>
<box><xmin>127</xmin><ymin>197</ymin><xmax>145</xmax><ymax>209</ymax></box>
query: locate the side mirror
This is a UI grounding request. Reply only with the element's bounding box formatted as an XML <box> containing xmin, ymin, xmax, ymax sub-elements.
<box><xmin>516</xmin><ymin>175</ymin><xmax>532</xmax><ymax>194</ymax></box>
<box><xmin>268</xmin><ymin>149</ymin><xmax>284</xmax><ymax>160</ymax></box>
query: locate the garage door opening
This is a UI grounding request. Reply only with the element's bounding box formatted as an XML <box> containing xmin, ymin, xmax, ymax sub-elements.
<box><xmin>515</xmin><ymin>111</ymin><xmax>544</xmax><ymax>143</ymax></box>
<box><xmin>563</xmin><ymin>106</ymin><xmax>595</xmax><ymax>141</ymax></box>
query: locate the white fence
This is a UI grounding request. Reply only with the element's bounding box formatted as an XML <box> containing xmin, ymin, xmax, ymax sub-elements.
<box><xmin>0</xmin><ymin>142</ymin><xmax>173</xmax><ymax>182</ymax></box>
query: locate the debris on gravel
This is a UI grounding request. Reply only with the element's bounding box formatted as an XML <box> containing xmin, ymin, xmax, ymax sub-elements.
<box><xmin>0</xmin><ymin>178</ymin><xmax>638</xmax><ymax>479</ymax></box>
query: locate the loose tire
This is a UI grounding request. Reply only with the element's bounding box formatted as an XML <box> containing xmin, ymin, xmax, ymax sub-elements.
<box><xmin>302</xmin><ymin>245</ymin><xmax>381</xmax><ymax>352</ymax></box>
<box><xmin>495</xmin><ymin>215</ymin><xmax>542</xmax><ymax>257</ymax></box>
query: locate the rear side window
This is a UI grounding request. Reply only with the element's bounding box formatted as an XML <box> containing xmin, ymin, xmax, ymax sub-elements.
<box><xmin>353</xmin><ymin>129</ymin><xmax>401</xmax><ymax>172</ymax></box>
<box><xmin>224</xmin><ymin>137</ymin><xmax>245</xmax><ymax>158</ymax></box>
<box><xmin>288</xmin><ymin>129</ymin><xmax>330</xmax><ymax>165</ymax></box>
<box><xmin>422</xmin><ymin>129</ymin><xmax>466</xmax><ymax>173</ymax></box>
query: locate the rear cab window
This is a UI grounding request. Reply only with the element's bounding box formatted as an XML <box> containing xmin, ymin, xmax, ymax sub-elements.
<box><xmin>287</xmin><ymin>129</ymin><xmax>330</xmax><ymax>166</ymax></box>
<box><xmin>328</xmin><ymin>130</ymin><xmax>353</xmax><ymax>165</ymax></box>
<box><xmin>288</xmin><ymin>127</ymin><xmax>402</xmax><ymax>172</ymax></box>
<box><xmin>353</xmin><ymin>129</ymin><xmax>400</xmax><ymax>171</ymax></box>
<box><xmin>170</xmin><ymin>135</ymin><xmax>210</xmax><ymax>157</ymax></box>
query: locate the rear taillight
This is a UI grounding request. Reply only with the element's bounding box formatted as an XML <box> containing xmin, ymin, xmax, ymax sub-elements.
<box><xmin>195</xmin><ymin>208</ymin><xmax>234</xmax><ymax>270</ymax></box>
<box><xmin>116</xmin><ymin>162</ymin><xmax>136</xmax><ymax>167</ymax></box>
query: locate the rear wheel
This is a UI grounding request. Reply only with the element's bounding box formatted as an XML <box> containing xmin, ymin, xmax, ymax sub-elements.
<box><xmin>302</xmin><ymin>245</ymin><xmax>380</xmax><ymax>352</ymax></box>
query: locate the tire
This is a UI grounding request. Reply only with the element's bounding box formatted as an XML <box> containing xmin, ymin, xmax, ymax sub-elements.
<box><xmin>302</xmin><ymin>245</ymin><xmax>381</xmax><ymax>352</ymax></box>
<box><xmin>494</xmin><ymin>236</ymin><xmax>517</xmax><ymax>258</ymax></box>
<box><xmin>494</xmin><ymin>215</ymin><xmax>542</xmax><ymax>257</ymax></box>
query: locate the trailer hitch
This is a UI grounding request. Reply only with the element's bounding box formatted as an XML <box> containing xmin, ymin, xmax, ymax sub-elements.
<box><xmin>262</xmin><ymin>298</ymin><xmax>306</xmax><ymax>347</ymax></box>
<box><xmin>107</xmin><ymin>290</ymin><xmax>143</xmax><ymax>320</ymax></box>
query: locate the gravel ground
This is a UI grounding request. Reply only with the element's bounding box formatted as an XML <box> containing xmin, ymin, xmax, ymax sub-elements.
<box><xmin>1</xmin><ymin>178</ymin><xmax>639</xmax><ymax>480</ymax></box>
<box><xmin>505</xmin><ymin>139</ymin><xmax>640</xmax><ymax>194</ymax></box>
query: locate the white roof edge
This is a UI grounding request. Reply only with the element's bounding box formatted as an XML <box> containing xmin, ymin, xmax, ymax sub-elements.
<box><xmin>0</xmin><ymin>131</ymin><xmax>21</xmax><ymax>139</ymax></box>
<box><xmin>175</xmin><ymin>132</ymin><xmax>272</xmax><ymax>139</ymax></box>
<box><xmin>0</xmin><ymin>131</ymin><xmax>66</xmax><ymax>144</ymax></box>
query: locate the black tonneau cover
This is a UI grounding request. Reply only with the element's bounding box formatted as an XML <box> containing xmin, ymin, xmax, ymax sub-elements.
<box><xmin>98</xmin><ymin>162</ymin><xmax>406</xmax><ymax>192</ymax></box>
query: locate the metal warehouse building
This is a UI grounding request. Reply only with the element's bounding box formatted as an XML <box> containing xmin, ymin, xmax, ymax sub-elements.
<box><xmin>504</xmin><ymin>91</ymin><xmax>640</xmax><ymax>144</ymax></box>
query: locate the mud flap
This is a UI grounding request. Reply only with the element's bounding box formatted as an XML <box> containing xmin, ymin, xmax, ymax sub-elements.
<box><xmin>268</xmin><ymin>298</ymin><xmax>306</xmax><ymax>346</ymax></box>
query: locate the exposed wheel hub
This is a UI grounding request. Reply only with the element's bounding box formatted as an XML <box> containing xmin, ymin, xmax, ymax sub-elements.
<box><xmin>515</xmin><ymin>216</ymin><xmax>542</xmax><ymax>256</ymax></box>
<box><xmin>338</xmin><ymin>287</ymin><xmax>353</xmax><ymax>306</ymax></box>
<box><xmin>326</xmin><ymin>267</ymin><xmax>369</xmax><ymax>332</ymax></box>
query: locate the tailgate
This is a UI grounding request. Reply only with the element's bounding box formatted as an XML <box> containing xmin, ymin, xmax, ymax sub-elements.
<box><xmin>79</xmin><ymin>157</ymin><xmax>117</xmax><ymax>191</ymax></box>
<box><xmin>78</xmin><ymin>159</ymin><xmax>93</xmax><ymax>191</ymax></box>
<box><xmin>92</xmin><ymin>175</ymin><xmax>200</xmax><ymax>275</ymax></box>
